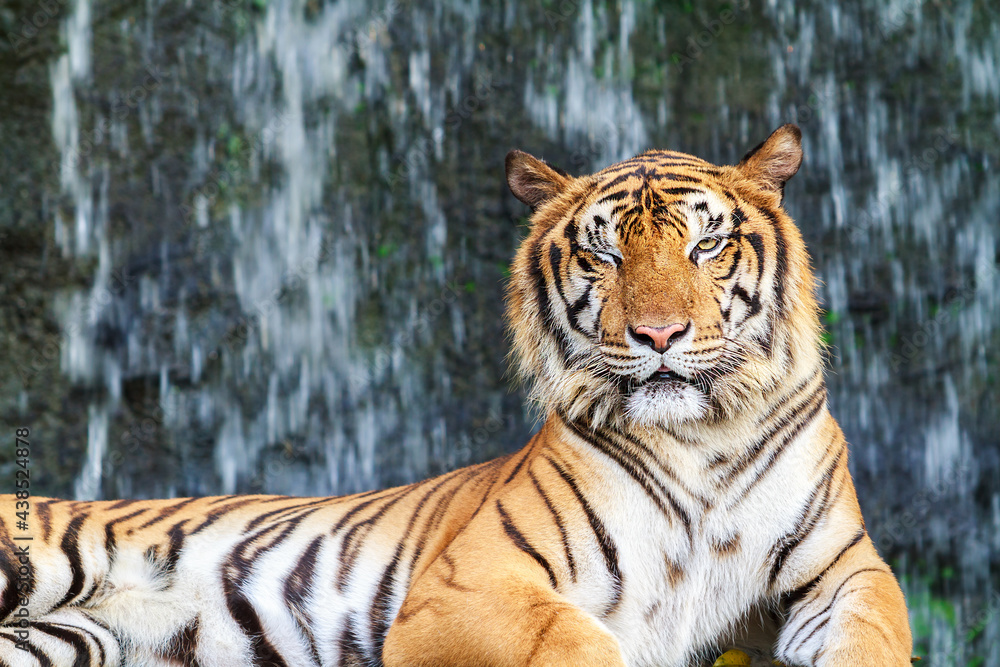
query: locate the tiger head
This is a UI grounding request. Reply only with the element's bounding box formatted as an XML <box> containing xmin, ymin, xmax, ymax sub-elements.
<box><xmin>505</xmin><ymin>125</ymin><xmax>822</xmax><ymax>430</ymax></box>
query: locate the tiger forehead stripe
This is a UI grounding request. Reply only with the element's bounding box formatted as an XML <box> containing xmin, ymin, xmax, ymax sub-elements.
<box><xmin>600</xmin><ymin>152</ymin><xmax>710</xmax><ymax>172</ymax></box>
<box><xmin>596</xmin><ymin>165</ymin><xmax>711</xmax><ymax>189</ymax></box>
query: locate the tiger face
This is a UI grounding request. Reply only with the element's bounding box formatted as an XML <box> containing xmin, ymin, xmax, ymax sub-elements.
<box><xmin>506</xmin><ymin>125</ymin><xmax>821</xmax><ymax>429</ymax></box>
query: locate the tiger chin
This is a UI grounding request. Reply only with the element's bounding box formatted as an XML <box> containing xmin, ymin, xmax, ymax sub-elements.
<box><xmin>0</xmin><ymin>125</ymin><xmax>911</xmax><ymax>667</ymax></box>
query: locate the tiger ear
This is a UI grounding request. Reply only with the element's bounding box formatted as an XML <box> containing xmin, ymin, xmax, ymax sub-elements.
<box><xmin>737</xmin><ymin>124</ymin><xmax>803</xmax><ymax>195</ymax></box>
<box><xmin>506</xmin><ymin>150</ymin><xmax>570</xmax><ymax>209</ymax></box>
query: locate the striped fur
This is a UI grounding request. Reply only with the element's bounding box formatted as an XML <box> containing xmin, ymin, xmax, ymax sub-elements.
<box><xmin>0</xmin><ymin>126</ymin><xmax>911</xmax><ymax>666</ymax></box>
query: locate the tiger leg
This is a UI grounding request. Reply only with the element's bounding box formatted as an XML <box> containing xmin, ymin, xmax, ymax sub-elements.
<box><xmin>775</xmin><ymin>534</ymin><xmax>911</xmax><ymax>667</ymax></box>
<box><xmin>382</xmin><ymin>553</ymin><xmax>625</xmax><ymax>667</ymax></box>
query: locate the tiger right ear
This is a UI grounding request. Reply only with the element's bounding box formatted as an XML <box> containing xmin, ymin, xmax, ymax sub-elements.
<box><xmin>506</xmin><ymin>150</ymin><xmax>570</xmax><ymax>209</ymax></box>
<box><xmin>737</xmin><ymin>124</ymin><xmax>803</xmax><ymax>195</ymax></box>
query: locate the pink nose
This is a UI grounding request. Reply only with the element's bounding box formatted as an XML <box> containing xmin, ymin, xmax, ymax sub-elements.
<box><xmin>632</xmin><ymin>323</ymin><xmax>688</xmax><ymax>353</ymax></box>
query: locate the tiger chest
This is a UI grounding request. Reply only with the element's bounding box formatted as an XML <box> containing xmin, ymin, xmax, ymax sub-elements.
<box><xmin>561</xmin><ymin>448</ymin><xmax>824</xmax><ymax>667</ymax></box>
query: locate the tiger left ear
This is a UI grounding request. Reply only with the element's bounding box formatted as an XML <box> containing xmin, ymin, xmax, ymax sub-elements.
<box><xmin>506</xmin><ymin>150</ymin><xmax>570</xmax><ymax>209</ymax></box>
<box><xmin>737</xmin><ymin>124</ymin><xmax>803</xmax><ymax>195</ymax></box>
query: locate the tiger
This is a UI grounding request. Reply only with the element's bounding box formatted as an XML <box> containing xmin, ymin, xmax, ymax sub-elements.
<box><xmin>0</xmin><ymin>124</ymin><xmax>912</xmax><ymax>667</ymax></box>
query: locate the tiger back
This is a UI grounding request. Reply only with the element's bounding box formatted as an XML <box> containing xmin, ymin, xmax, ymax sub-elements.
<box><xmin>0</xmin><ymin>125</ymin><xmax>912</xmax><ymax>667</ymax></box>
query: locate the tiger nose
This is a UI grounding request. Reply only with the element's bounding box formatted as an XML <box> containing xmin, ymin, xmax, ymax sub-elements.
<box><xmin>631</xmin><ymin>323</ymin><xmax>689</xmax><ymax>354</ymax></box>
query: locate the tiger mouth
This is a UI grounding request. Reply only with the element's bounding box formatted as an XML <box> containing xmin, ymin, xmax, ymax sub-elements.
<box><xmin>616</xmin><ymin>364</ymin><xmax>709</xmax><ymax>396</ymax></box>
<box><xmin>644</xmin><ymin>367</ymin><xmax>694</xmax><ymax>387</ymax></box>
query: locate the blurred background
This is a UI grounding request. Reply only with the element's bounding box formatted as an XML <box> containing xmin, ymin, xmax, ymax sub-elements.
<box><xmin>0</xmin><ymin>0</ymin><xmax>997</xmax><ymax>662</ymax></box>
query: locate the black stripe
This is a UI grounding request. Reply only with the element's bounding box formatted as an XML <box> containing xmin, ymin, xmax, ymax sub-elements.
<box><xmin>330</xmin><ymin>486</ymin><xmax>414</xmax><ymax>535</ymax></box>
<box><xmin>709</xmin><ymin>373</ymin><xmax>815</xmax><ymax>472</ymax></box>
<box><xmin>608</xmin><ymin>427</ymin><xmax>704</xmax><ymax>503</ymax></box>
<box><xmin>528</xmin><ymin>236</ymin><xmax>573</xmax><ymax>359</ymax></box>
<box><xmin>72</xmin><ymin>623</ymin><xmax>108</xmax><ymax>667</ymax></box>
<box><xmin>222</xmin><ymin>510</ymin><xmax>322</xmax><ymax>667</ymax></box>
<box><xmin>161</xmin><ymin>620</ymin><xmax>199</xmax><ymax>666</ymax></box>
<box><xmin>162</xmin><ymin>521</ymin><xmax>188</xmax><ymax>576</ymax></box>
<box><xmin>767</xmin><ymin>447</ymin><xmax>845</xmax><ymax>587</ymax></box>
<box><xmin>647</xmin><ymin>172</ymin><xmax>703</xmax><ymax>183</ymax></box>
<box><xmin>786</xmin><ymin>567</ymin><xmax>888</xmax><ymax>654</ymax></box>
<box><xmin>284</xmin><ymin>537</ymin><xmax>323</xmax><ymax>610</ymax></box>
<box><xmin>718</xmin><ymin>245</ymin><xmax>743</xmax><ymax>280</ymax></box>
<box><xmin>370</xmin><ymin>543</ymin><xmax>404</xmax><ymax>662</ymax></box>
<box><xmin>406</xmin><ymin>466</ymin><xmax>482</xmax><ymax>579</ymax></box>
<box><xmin>74</xmin><ymin>577</ymin><xmax>102</xmax><ymax>610</ymax></box>
<box><xmin>283</xmin><ymin>536</ymin><xmax>324</xmax><ymax>666</ymax></box>
<box><xmin>729</xmin><ymin>283</ymin><xmax>762</xmax><ymax>322</ymax></box>
<box><xmin>32</xmin><ymin>623</ymin><xmax>93</xmax><ymax>667</ymax></box>
<box><xmin>561</xmin><ymin>416</ymin><xmax>664</xmax><ymax>511</ymax></box>
<box><xmin>744</xmin><ymin>232</ymin><xmax>766</xmax><ymax>281</ymax></box>
<box><xmin>596</xmin><ymin>189</ymin><xmax>632</xmax><ymax>205</ymax></box>
<box><xmin>566</xmin><ymin>285</ymin><xmax>594</xmax><ymax>332</ymax></box>
<box><xmin>55</xmin><ymin>514</ymin><xmax>88</xmax><ymax>609</ymax></box>
<box><xmin>36</xmin><ymin>501</ymin><xmax>53</xmax><ymax>541</ymax></box>
<box><xmin>754</xmin><ymin>206</ymin><xmax>789</xmax><ymax>318</ymax></box>
<box><xmin>224</xmin><ymin>575</ymin><xmax>290</xmax><ymax>664</ymax></box>
<box><xmin>134</xmin><ymin>498</ymin><xmax>198</xmax><ymax>531</ymax></box>
<box><xmin>496</xmin><ymin>501</ymin><xmax>558</xmax><ymax>589</ymax></box>
<box><xmin>22</xmin><ymin>640</ymin><xmax>54</xmax><ymax>667</ymax></box>
<box><xmin>338</xmin><ymin>617</ymin><xmax>368</xmax><ymax>666</ymax></box>
<box><xmin>757</xmin><ymin>320</ymin><xmax>775</xmax><ymax>358</ymax></box>
<box><xmin>599</xmin><ymin>426</ymin><xmax>695</xmax><ymax>536</ymax></box>
<box><xmin>368</xmin><ymin>470</ymin><xmax>472</xmax><ymax>656</ymax></box>
<box><xmin>543</xmin><ymin>455</ymin><xmax>621</xmax><ymax>614</ymax></box>
<box><xmin>371</xmin><ymin>469</ymin><xmax>470</xmax><ymax>656</ymax></box>
<box><xmin>548</xmin><ymin>242</ymin><xmax>592</xmax><ymax>339</ymax></box>
<box><xmin>335</xmin><ymin>484</ymin><xmax>424</xmax><ymax>592</ymax></box>
<box><xmin>246</xmin><ymin>498</ymin><xmax>334</xmax><ymax>531</ymax></box>
<box><xmin>455</xmin><ymin>456</ymin><xmax>507</xmax><ymax>528</ymax></box>
<box><xmin>188</xmin><ymin>498</ymin><xmax>263</xmax><ymax>535</ymax></box>
<box><xmin>76</xmin><ymin>615</ymin><xmax>114</xmax><ymax>666</ymax></box>
<box><xmin>731</xmin><ymin>205</ymin><xmax>746</xmax><ymax>231</ymax></box>
<box><xmin>422</xmin><ymin>466</ymin><xmax>481</xmax><ymax>536</ymax></box>
<box><xmin>784</xmin><ymin>528</ymin><xmax>865</xmax><ymax>606</ymax></box>
<box><xmin>600</xmin><ymin>171</ymin><xmax>641</xmax><ymax>190</ymax></box>
<box><xmin>801</xmin><ymin>617</ymin><xmax>829</xmax><ymax>652</ymax></box>
<box><xmin>527</xmin><ymin>469</ymin><xmax>576</xmax><ymax>581</ymax></box>
<box><xmin>563</xmin><ymin>219</ymin><xmax>580</xmax><ymax>253</ymax></box>
<box><xmin>602</xmin><ymin>350</ymin><xmax>639</xmax><ymax>361</ymax></box>
<box><xmin>505</xmin><ymin>439</ymin><xmax>535</xmax><ymax>484</ymax></box>
<box><xmin>722</xmin><ymin>377</ymin><xmax>825</xmax><ymax>482</ymax></box>
<box><xmin>560</xmin><ymin>413</ymin><xmax>691</xmax><ymax>539</ymax></box>
<box><xmin>575</xmin><ymin>253</ymin><xmax>596</xmax><ymax>275</ymax></box>
<box><xmin>104</xmin><ymin>509</ymin><xmax>146</xmax><ymax>553</ymax></box>
<box><xmin>735</xmin><ymin>389</ymin><xmax>827</xmax><ymax>500</ymax></box>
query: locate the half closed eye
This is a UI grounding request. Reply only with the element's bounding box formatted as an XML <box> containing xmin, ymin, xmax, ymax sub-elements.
<box><xmin>697</xmin><ymin>237</ymin><xmax>720</xmax><ymax>252</ymax></box>
<box><xmin>596</xmin><ymin>250</ymin><xmax>623</xmax><ymax>268</ymax></box>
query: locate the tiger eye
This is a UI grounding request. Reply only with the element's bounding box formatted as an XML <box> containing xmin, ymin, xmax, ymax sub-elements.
<box><xmin>697</xmin><ymin>237</ymin><xmax>720</xmax><ymax>251</ymax></box>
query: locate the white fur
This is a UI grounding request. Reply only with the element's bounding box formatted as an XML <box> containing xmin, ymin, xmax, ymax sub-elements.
<box><xmin>558</xmin><ymin>403</ymin><xmax>830</xmax><ymax>667</ymax></box>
